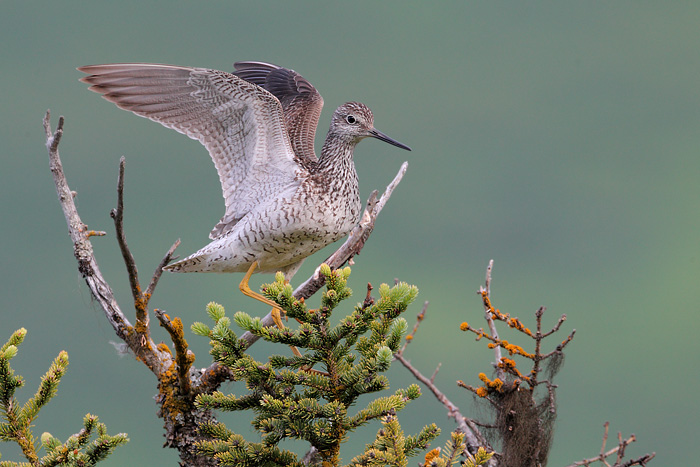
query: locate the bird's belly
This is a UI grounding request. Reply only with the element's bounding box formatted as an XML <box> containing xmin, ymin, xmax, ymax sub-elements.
<box><xmin>213</xmin><ymin>207</ymin><xmax>357</xmax><ymax>273</ymax></box>
<box><xmin>186</xmin><ymin>190</ymin><xmax>361</xmax><ymax>274</ymax></box>
<box><xmin>252</xmin><ymin>215</ymin><xmax>354</xmax><ymax>272</ymax></box>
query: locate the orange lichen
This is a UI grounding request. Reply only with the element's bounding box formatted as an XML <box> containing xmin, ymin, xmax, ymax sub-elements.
<box><xmin>490</xmin><ymin>378</ymin><xmax>504</xmax><ymax>391</ymax></box>
<box><xmin>503</xmin><ymin>342</ymin><xmax>534</xmax><ymax>359</ymax></box>
<box><xmin>405</xmin><ymin>335</ymin><xmax>414</xmax><ymax>342</ymax></box>
<box><xmin>424</xmin><ymin>447</ymin><xmax>441</xmax><ymax>463</ymax></box>
<box><xmin>498</xmin><ymin>357</ymin><xmax>531</xmax><ymax>381</ymax></box>
<box><xmin>157</xmin><ymin>342</ymin><xmax>172</xmax><ymax>356</ymax></box>
<box><xmin>171</xmin><ymin>317</ymin><xmax>183</xmax><ymax>335</ymax></box>
<box><xmin>134</xmin><ymin>316</ymin><xmax>149</xmax><ymax>336</ymax></box>
<box><xmin>499</xmin><ymin>357</ymin><xmax>516</xmax><ymax>369</ymax></box>
<box><xmin>460</xmin><ymin>322</ymin><xmax>469</xmax><ymax>331</ymax></box>
<box><xmin>157</xmin><ymin>360</ymin><xmax>193</xmax><ymax>420</ymax></box>
<box><xmin>507</xmin><ymin>317</ymin><xmax>533</xmax><ymax>336</ymax></box>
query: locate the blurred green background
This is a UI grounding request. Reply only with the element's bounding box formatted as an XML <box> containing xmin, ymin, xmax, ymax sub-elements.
<box><xmin>2</xmin><ymin>2</ymin><xmax>697</xmax><ymax>465</ymax></box>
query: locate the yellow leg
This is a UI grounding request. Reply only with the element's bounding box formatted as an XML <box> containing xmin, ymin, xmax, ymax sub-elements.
<box><xmin>239</xmin><ymin>261</ymin><xmax>280</xmax><ymax>309</ymax></box>
<box><xmin>238</xmin><ymin>262</ymin><xmax>328</xmax><ymax>375</ymax></box>
<box><xmin>239</xmin><ymin>261</ymin><xmax>305</xmax><ymax>359</ymax></box>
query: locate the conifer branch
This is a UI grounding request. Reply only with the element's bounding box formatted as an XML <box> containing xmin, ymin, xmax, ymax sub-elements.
<box><xmin>0</xmin><ymin>330</ymin><xmax>127</xmax><ymax>465</ymax></box>
<box><xmin>193</xmin><ymin>267</ymin><xmax>436</xmax><ymax>466</ymax></box>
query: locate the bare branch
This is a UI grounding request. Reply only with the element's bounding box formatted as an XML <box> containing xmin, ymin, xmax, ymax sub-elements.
<box><xmin>397</xmin><ymin>300</ymin><xmax>428</xmax><ymax>356</ymax></box>
<box><xmin>111</xmin><ymin>156</ymin><xmax>142</xmax><ymax>306</ymax></box>
<box><xmin>429</xmin><ymin>363</ymin><xmax>441</xmax><ymax>383</ymax></box>
<box><xmin>44</xmin><ymin>111</ymin><xmax>170</xmax><ymax>376</ymax></box>
<box><xmin>542</xmin><ymin>312</ymin><xmax>568</xmax><ymax>337</ymax></box>
<box><xmin>155</xmin><ymin>309</ymin><xmax>194</xmax><ymax>395</ymax></box>
<box><xmin>480</xmin><ymin>260</ymin><xmax>504</xmax><ymax>380</ymax></box>
<box><xmin>146</xmin><ymin>239</ymin><xmax>181</xmax><ymax>299</ymax></box>
<box><xmin>394</xmin><ymin>353</ymin><xmax>490</xmax><ymax>454</ymax></box>
<box><xmin>565</xmin><ymin>422</ymin><xmax>655</xmax><ymax>467</ymax></box>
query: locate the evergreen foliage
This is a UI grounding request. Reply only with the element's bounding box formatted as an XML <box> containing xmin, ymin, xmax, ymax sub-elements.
<box><xmin>0</xmin><ymin>329</ymin><xmax>127</xmax><ymax>467</ymax></box>
<box><xmin>192</xmin><ymin>265</ymin><xmax>438</xmax><ymax>466</ymax></box>
<box><xmin>348</xmin><ymin>410</ymin><xmax>440</xmax><ymax>467</ymax></box>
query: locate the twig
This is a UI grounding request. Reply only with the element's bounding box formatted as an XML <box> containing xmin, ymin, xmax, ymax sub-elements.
<box><xmin>111</xmin><ymin>156</ymin><xmax>142</xmax><ymax>307</ymax></box>
<box><xmin>146</xmin><ymin>239</ymin><xmax>181</xmax><ymax>298</ymax></box>
<box><xmin>480</xmin><ymin>260</ymin><xmax>504</xmax><ymax>380</ymax></box>
<box><xmin>44</xmin><ymin>111</ymin><xmax>170</xmax><ymax>376</ymax></box>
<box><xmin>565</xmin><ymin>422</ymin><xmax>655</xmax><ymax>467</ymax></box>
<box><xmin>394</xmin><ymin>353</ymin><xmax>490</xmax><ymax>454</ymax></box>
<box><xmin>155</xmin><ymin>310</ymin><xmax>194</xmax><ymax>396</ymax></box>
<box><xmin>397</xmin><ymin>300</ymin><xmax>428</xmax><ymax>355</ymax></box>
<box><xmin>239</xmin><ymin>161</ymin><xmax>409</xmax><ymax>348</ymax></box>
<box><xmin>429</xmin><ymin>363</ymin><xmax>441</xmax><ymax>383</ymax></box>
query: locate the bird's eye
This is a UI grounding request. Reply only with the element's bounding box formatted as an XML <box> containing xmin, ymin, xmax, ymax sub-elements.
<box><xmin>345</xmin><ymin>115</ymin><xmax>357</xmax><ymax>124</ymax></box>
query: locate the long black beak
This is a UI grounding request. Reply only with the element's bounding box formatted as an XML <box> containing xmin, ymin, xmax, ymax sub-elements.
<box><xmin>369</xmin><ymin>128</ymin><xmax>412</xmax><ymax>151</ymax></box>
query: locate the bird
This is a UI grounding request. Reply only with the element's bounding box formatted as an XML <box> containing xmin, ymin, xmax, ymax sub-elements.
<box><xmin>78</xmin><ymin>61</ymin><xmax>409</xmax><ymax>281</ymax></box>
<box><xmin>78</xmin><ymin>61</ymin><xmax>410</xmax><ymax>349</ymax></box>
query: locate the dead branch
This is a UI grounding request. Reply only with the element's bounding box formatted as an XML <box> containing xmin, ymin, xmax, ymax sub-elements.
<box><xmin>398</xmin><ymin>300</ymin><xmax>428</xmax><ymax>355</ymax></box>
<box><xmin>147</xmin><ymin>239</ymin><xmax>181</xmax><ymax>298</ymax></box>
<box><xmin>394</xmin><ymin>353</ymin><xmax>489</xmax><ymax>454</ymax></box>
<box><xmin>480</xmin><ymin>260</ymin><xmax>504</xmax><ymax>380</ymax></box>
<box><xmin>393</xmin><ymin>298</ymin><xmax>492</xmax><ymax>456</ymax></box>
<box><xmin>44</xmin><ymin>111</ymin><xmax>171</xmax><ymax>376</ymax></box>
<box><xmin>155</xmin><ymin>310</ymin><xmax>194</xmax><ymax>396</ymax></box>
<box><xmin>565</xmin><ymin>422</ymin><xmax>655</xmax><ymax>467</ymax></box>
<box><xmin>45</xmin><ymin>112</ymin><xmax>216</xmax><ymax>466</ymax></box>
<box><xmin>111</xmin><ymin>156</ymin><xmax>142</xmax><ymax>307</ymax></box>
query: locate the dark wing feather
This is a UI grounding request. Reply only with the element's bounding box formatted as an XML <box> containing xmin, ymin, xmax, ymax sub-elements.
<box><xmin>234</xmin><ymin>61</ymin><xmax>323</xmax><ymax>167</ymax></box>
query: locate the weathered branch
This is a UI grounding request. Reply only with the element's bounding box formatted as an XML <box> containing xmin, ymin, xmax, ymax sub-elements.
<box><xmin>565</xmin><ymin>422</ymin><xmax>655</xmax><ymax>467</ymax></box>
<box><xmin>394</xmin><ymin>300</ymin><xmax>492</xmax><ymax>456</ymax></box>
<box><xmin>45</xmin><ymin>112</ymin><xmax>216</xmax><ymax>466</ymax></box>
<box><xmin>480</xmin><ymin>260</ymin><xmax>504</xmax><ymax>380</ymax></box>
<box><xmin>147</xmin><ymin>239</ymin><xmax>181</xmax><ymax>298</ymax></box>
<box><xmin>394</xmin><ymin>353</ymin><xmax>489</xmax><ymax>454</ymax></box>
<box><xmin>44</xmin><ymin>111</ymin><xmax>171</xmax><ymax>376</ymax></box>
<box><xmin>111</xmin><ymin>156</ymin><xmax>142</xmax><ymax>308</ymax></box>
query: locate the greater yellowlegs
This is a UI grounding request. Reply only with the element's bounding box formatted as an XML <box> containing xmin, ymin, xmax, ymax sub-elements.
<box><xmin>78</xmin><ymin>62</ymin><xmax>410</xmax><ymax>283</ymax></box>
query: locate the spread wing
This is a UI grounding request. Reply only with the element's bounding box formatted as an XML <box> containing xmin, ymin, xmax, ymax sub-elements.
<box><xmin>78</xmin><ymin>63</ymin><xmax>305</xmax><ymax>239</ymax></box>
<box><xmin>233</xmin><ymin>61</ymin><xmax>323</xmax><ymax>167</ymax></box>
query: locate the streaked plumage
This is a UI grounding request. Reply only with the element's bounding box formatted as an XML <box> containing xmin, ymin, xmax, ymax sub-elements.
<box><xmin>78</xmin><ymin>61</ymin><xmax>410</xmax><ymax>279</ymax></box>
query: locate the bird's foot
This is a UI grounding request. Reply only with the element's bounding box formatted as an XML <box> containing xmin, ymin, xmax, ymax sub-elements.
<box><xmin>239</xmin><ymin>261</ymin><xmax>280</xmax><ymax>309</ymax></box>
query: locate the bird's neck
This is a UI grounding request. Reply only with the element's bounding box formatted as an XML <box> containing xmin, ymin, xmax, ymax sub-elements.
<box><xmin>317</xmin><ymin>132</ymin><xmax>358</xmax><ymax>177</ymax></box>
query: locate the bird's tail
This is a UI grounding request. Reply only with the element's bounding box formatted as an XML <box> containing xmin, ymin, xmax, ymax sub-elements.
<box><xmin>163</xmin><ymin>253</ymin><xmax>210</xmax><ymax>273</ymax></box>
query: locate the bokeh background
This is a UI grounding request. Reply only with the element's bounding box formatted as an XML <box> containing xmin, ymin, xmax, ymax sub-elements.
<box><xmin>2</xmin><ymin>2</ymin><xmax>698</xmax><ymax>465</ymax></box>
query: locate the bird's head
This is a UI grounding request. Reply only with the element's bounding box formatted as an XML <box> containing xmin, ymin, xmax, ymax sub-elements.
<box><xmin>331</xmin><ymin>102</ymin><xmax>411</xmax><ymax>151</ymax></box>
